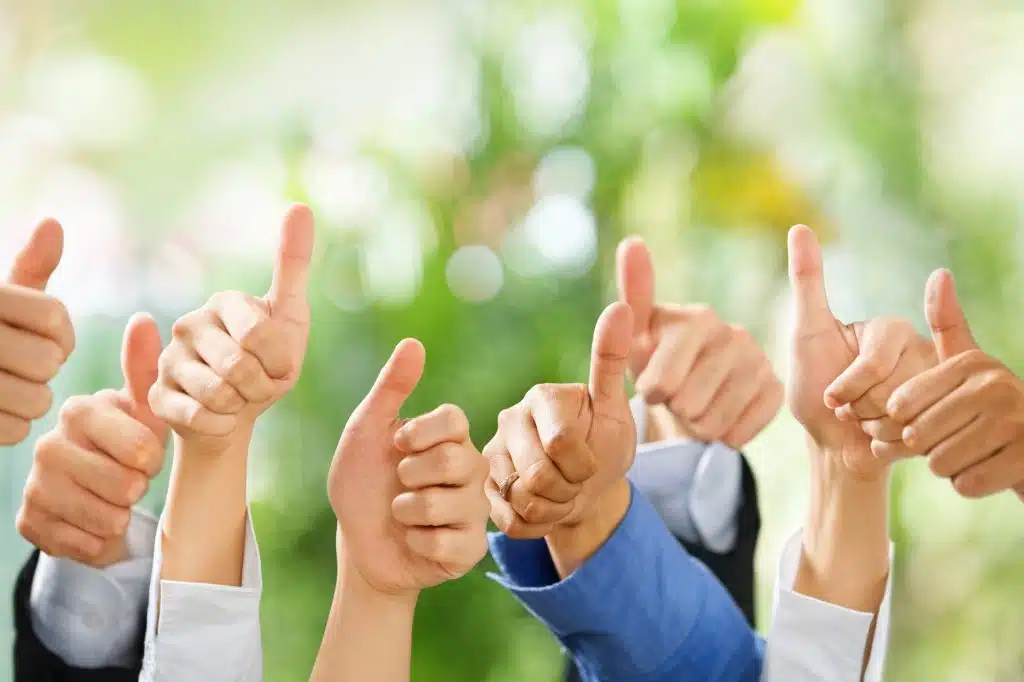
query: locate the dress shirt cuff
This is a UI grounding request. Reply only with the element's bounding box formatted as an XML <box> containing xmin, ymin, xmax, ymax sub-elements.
<box><xmin>764</xmin><ymin>530</ymin><xmax>893</xmax><ymax>682</ymax></box>
<box><xmin>29</xmin><ymin>507</ymin><xmax>157</xmax><ymax>669</ymax></box>
<box><xmin>141</xmin><ymin>508</ymin><xmax>262</xmax><ymax>682</ymax></box>
<box><xmin>488</xmin><ymin>483</ymin><xmax>762</xmax><ymax>681</ymax></box>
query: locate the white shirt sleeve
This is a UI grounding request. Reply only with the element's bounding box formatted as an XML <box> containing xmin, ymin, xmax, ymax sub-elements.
<box><xmin>762</xmin><ymin>530</ymin><xmax>893</xmax><ymax>682</ymax></box>
<box><xmin>626</xmin><ymin>396</ymin><xmax>743</xmax><ymax>552</ymax></box>
<box><xmin>139</xmin><ymin>509</ymin><xmax>263</xmax><ymax>682</ymax></box>
<box><xmin>29</xmin><ymin>507</ymin><xmax>157</xmax><ymax>668</ymax></box>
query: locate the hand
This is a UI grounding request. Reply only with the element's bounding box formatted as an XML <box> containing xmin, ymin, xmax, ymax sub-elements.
<box><xmin>887</xmin><ymin>269</ymin><xmax>1024</xmax><ymax>498</ymax></box>
<box><xmin>0</xmin><ymin>218</ymin><xmax>75</xmax><ymax>444</ymax></box>
<box><xmin>328</xmin><ymin>339</ymin><xmax>490</xmax><ymax>597</ymax></box>
<box><xmin>823</xmin><ymin>317</ymin><xmax>936</xmax><ymax>462</ymax></box>
<box><xmin>149</xmin><ymin>205</ymin><xmax>314</xmax><ymax>454</ymax></box>
<box><xmin>484</xmin><ymin>302</ymin><xmax>635</xmax><ymax>539</ymax></box>
<box><xmin>786</xmin><ymin>225</ymin><xmax>885</xmax><ymax>477</ymax></box>
<box><xmin>16</xmin><ymin>313</ymin><xmax>167</xmax><ymax>566</ymax></box>
<box><xmin>617</xmin><ymin>237</ymin><xmax>782</xmax><ymax>448</ymax></box>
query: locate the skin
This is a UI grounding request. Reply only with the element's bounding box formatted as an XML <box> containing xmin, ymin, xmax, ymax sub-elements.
<box><xmin>150</xmin><ymin>204</ymin><xmax>314</xmax><ymax>588</ymax></box>
<box><xmin>616</xmin><ymin>237</ymin><xmax>783</xmax><ymax>449</ymax></box>
<box><xmin>0</xmin><ymin>218</ymin><xmax>75</xmax><ymax>444</ymax></box>
<box><xmin>886</xmin><ymin>269</ymin><xmax>1024</xmax><ymax>499</ymax></box>
<box><xmin>484</xmin><ymin>302</ymin><xmax>636</xmax><ymax>576</ymax></box>
<box><xmin>310</xmin><ymin>339</ymin><xmax>489</xmax><ymax>682</ymax></box>
<box><xmin>16</xmin><ymin>313</ymin><xmax>167</xmax><ymax>567</ymax></box>
<box><xmin>786</xmin><ymin>225</ymin><xmax>893</xmax><ymax>678</ymax></box>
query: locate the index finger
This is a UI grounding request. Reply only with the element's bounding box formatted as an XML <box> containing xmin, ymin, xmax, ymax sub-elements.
<box><xmin>887</xmin><ymin>357</ymin><xmax>971</xmax><ymax>423</ymax></box>
<box><xmin>524</xmin><ymin>385</ymin><xmax>597</xmax><ymax>484</ymax></box>
<box><xmin>62</xmin><ymin>398</ymin><xmax>165</xmax><ymax>477</ymax></box>
<box><xmin>0</xmin><ymin>286</ymin><xmax>75</xmax><ymax>357</ymax></box>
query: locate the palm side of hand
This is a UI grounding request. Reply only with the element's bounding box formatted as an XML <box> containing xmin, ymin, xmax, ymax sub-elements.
<box><xmin>328</xmin><ymin>420</ymin><xmax>443</xmax><ymax>594</ymax></box>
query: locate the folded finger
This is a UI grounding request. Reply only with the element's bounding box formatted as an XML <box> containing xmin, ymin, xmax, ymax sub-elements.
<box><xmin>888</xmin><ymin>362</ymin><xmax>968</xmax><ymax>423</ymax></box>
<box><xmin>719</xmin><ymin>379</ymin><xmax>784</xmax><ymax>450</ymax></box>
<box><xmin>161</xmin><ymin>347</ymin><xmax>246</xmax><ymax>415</ymax></box>
<box><xmin>148</xmin><ymin>382</ymin><xmax>237</xmax><ymax>437</ymax></box>
<box><xmin>0</xmin><ymin>322</ymin><xmax>64</xmax><ymax>382</ymax></box>
<box><xmin>859</xmin><ymin>417</ymin><xmax>904</xmax><ymax>442</ymax></box>
<box><xmin>17</xmin><ymin>508</ymin><xmax>104</xmax><ymax>562</ymax></box>
<box><xmin>951</xmin><ymin>444</ymin><xmax>1024</xmax><ymax>498</ymax></box>
<box><xmin>902</xmin><ymin>384</ymin><xmax>981</xmax><ymax>453</ymax></box>
<box><xmin>209</xmin><ymin>291</ymin><xmax>292</xmax><ymax>380</ymax></box>
<box><xmin>394</xmin><ymin>404</ymin><xmax>470</xmax><ymax>452</ymax></box>
<box><xmin>64</xmin><ymin>398</ymin><xmax>164</xmax><ymax>477</ymax></box>
<box><xmin>0</xmin><ymin>370</ymin><xmax>52</xmax><ymax>420</ymax></box>
<box><xmin>0</xmin><ymin>287</ymin><xmax>74</xmax><ymax>355</ymax></box>
<box><xmin>397</xmin><ymin>443</ymin><xmax>482</xmax><ymax>489</ymax></box>
<box><xmin>634</xmin><ymin>327</ymin><xmax>707</xmax><ymax>404</ymax></box>
<box><xmin>392</xmin><ymin>486</ymin><xmax>485</xmax><ymax>528</ymax></box>
<box><xmin>926</xmin><ymin>416</ymin><xmax>1012</xmax><ymax>479</ymax></box>
<box><xmin>36</xmin><ymin>434</ymin><xmax>148</xmax><ymax>507</ymax></box>
<box><xmin>190</xmin><ymin>322</ymin><xmax>275</xmax><ymax>403</ymax></box>
<box><xmin>24</xmin><ymin>474</ymin><xmax>130</xmax><ymax>539</ymax></box>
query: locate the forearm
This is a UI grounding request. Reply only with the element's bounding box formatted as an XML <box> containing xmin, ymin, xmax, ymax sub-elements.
<box><xmin>310</xmin><ymin>538</ymin><xmax>417</xmax><ymax>682</ymax></box>
<box><xmin>795</xmin><ymin>441</ymin><xmax>890</xmax><ymax>614</ymax></box>
<box><xmin>160</xmin><ymin>432</ymin><xmax>252</xmax><ymax>586</ymax></box>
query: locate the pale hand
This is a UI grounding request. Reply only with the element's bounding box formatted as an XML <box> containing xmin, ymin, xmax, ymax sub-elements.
<box><xmin>484</xmin><ymin>302</ymin><xmax>635</xmax><ymax>539</ymax></box>
<box><xmin>329</xmin><ymin>339</ymin><xmax>490</xmax><ymax>596</ymax></box>
<box><xmin>786</xmin><ymin>225</ymin><xmax>882</xmax><ymax>478</ymax></box>
<box><xmin>616</xmin><ymin>236</ymin><xmax>782</xmax><ymax>448</ymax></box>
<box><xmin>0</xmin><ymin>218</ymin><xmax>75</xmax><ymax>444</ymax></box>
<box><xmin>17</xmin><ymin>313</ymin><xmax>167</xmax><ymax>566</ymax></box>
<box><xmin>149</xmin><ymin>205</ymin><xmax>314</xmax><ymax>453</ymax></box>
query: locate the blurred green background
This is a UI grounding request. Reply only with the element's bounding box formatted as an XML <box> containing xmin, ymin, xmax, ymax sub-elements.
<box><xmin>2</xmin><ymin>0</ymin><xmax>1024</xmax><ymax>679</ymax></box>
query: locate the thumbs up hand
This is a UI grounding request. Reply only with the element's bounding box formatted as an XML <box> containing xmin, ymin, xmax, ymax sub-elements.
<box><xmin>787</xmin><ymin>225</ymin><xmax>889</xmax><ymax>477</ymax></box>
<box><xmin>149</xmin><ymin>205</ymin><xmax>314</xmax><ymax>452</ymax></box>
<box><xmin>17</xmin><ymin>313</ymin><xmax>168</xmax><ymax>567</ymax></box>
<box><xmin>485</xmin><ymin>302</ymin><xmax>635</xmax><ymax>539</ymax></box>
<box><xmin>886</xmin><ymin>269</ymin><xmax>1024</xmax><ymax>498</ymax></box>
<box><xmin>0</xmin><ymin>219</ymin><xmax>76</xmax><ymax>445</ymax></box>
<box><xmin>328</xmin><ymin>340</ymin><xmax>489</xmax><ymax>596</ymax></box>
<box><xmin>617</xmin><ymin>237</ymin><xmax>782</xmax><ymax>449</ymax></box>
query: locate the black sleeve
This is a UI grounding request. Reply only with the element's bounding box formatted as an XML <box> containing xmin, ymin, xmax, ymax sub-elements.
<box><xmin>564</xmin><ymin>454</ymin><xmax>762</xmax><ymax>682</ymax></box>
<box><xmin>13</xmin><ymin>551</ymin><xmax>146</xmax><ymax>682</ymax></box>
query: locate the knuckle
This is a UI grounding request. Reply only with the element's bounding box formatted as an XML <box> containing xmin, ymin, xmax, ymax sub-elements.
<box><xmin>14</xmin><ymin>508</ymin><xmax>33</xmax><ymax>539</ymax></box>
<box><xmin>224</xmin><ymin>351</ymin><xmax>260</xmax><ymax>387</ymax></box>
<box><xmin>437</xmin><ymin>404</ymin><xmax>469</xmax><ymax>437</ymax></box>
<box><xmin>33</xmin><ymin>339</ymin><xmax>65</xmax><ymax>379</ymax></box>
<box><xmin>520</xmin><ymin>461</ymin><xmax>554</xmax><ymax>495</ymax></box>
<box><xmin>59</xmin><ymin>394</ymin><xmax>93</xmax><ymax>426</ymax></box>
<box><xmin>927</xmin><ymin>453</ymin><xmax>951</xmax><ymax>478</ymax></box>
<box><xmin>205</xmin><ymin>376</ymin><xmax>242</xmax><ymax>413</ymax></box>
<box><xmin>33</xmin><ymin>432</ymin><xmax>64</xmax><ymax>467</ymax></box>
<box><xmin>953</xmin><ymin>474</ymin><xmax>984</xmax><ymax>499</ymax></box>
<box><xmin>238</xmin><ymin>314</ymin><xmax>273</xmax><ymax>353</ymax></box>
<box><xmin>496</xmin><ymin>406</ymin><xmax>519</xmax><ymax>430</ymax></box>
<box><xmin>519</xmin><ymin>498</ymin><xmax>551</xmax><ymax>524</ymax></box>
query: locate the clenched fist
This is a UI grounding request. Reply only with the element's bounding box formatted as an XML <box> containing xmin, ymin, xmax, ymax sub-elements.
<box><xmin>17</xmin><ymin>313</ymin><xmax>167</xmax><ymax>566</ymax></box>
<box><xmin>149</xmin><ymin>205</ymin><xmax>314</xmax><ymax>452</ymax></box>
<box><xmin>887</xmin><ymin>270</ymin><xmax>1024</xmax><ymax>498</ymax></box>
<box><xmin>485</xmin><ymin>302</ymin><xmax>635</xmax><ymax>539</ymax></box>
<box><xmin>617</xmin><ymin>237</ymin><xmax>782</xmax><ymax>448</ymax></box>
<box><xmin>0</xmin><ymin>219</ymin><xmax>75</xmax><ymax>444</ymax></box>
<box><xmin>329</xmin><ymin>339</ymin><xmax>490</xmax><ymax>595</ymax></box>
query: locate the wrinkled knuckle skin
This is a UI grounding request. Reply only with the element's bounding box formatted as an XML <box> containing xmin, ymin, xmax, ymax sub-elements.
<box><xmin>205</xmin><ymin>377</ymin><xmax>241</xmax><ymax>413</ymax></box>
<box><xmin>224</xmin><ymin>351</ymin><xmax>260</xmax><ymax>389</ymax></box>
<box><xmin>171</xmin><ymin>312</ymin><xmax>200</xmax><ymax>341</ymax></box>
<box><xmin>518</xmin><ymin>498</ymin><xmax>554</xmax><ymax>525</ymax></box>
<box><xmin>521</xmin><ymin>461</ymin><xmax>555</xmax><ymax>496</ymax></box>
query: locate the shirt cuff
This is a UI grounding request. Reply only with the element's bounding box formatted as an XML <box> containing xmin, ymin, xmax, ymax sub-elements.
<box><xmin>764</xmin><ymin>530</ymin><xmax>893</xmax><ymax>682</ymax></box>
<box><xmin>628</xmin><ymin>396</ymin><xmax>743</xmax><ymax>553</ymax></box>
<box><xmin>488</xmin><ymin>483</ymin><xmax>763</xmax><ymax>681</ymax></box>
<box><xmin>29</xmin><ymin>507</ymin><xmax>157</xmax><ymax>669</ymax></box>
<box><xmin>140</xmin><ymin>508</ymin><xmax>263</xmax><ymax>682</ymax></box>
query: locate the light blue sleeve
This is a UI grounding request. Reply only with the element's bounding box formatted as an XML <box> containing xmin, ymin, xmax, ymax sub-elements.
<box><xmin>487</xmin><ymin>483</ymin><xmax>764</xmax><ymax>682</ymax></box>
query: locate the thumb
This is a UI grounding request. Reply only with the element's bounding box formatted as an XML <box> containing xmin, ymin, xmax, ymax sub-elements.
<box><xmin>787</xmin><ymin>225</ymin><xmax>835</xmax><ymax>334</ymax></box>
<box><xmin>925</xmin><ymin>268</ymin><xmax>977</xmax><ymax>360</ymax></box>
<box><xmin>266</xmin><ymin>204</ymin><xmax>315</xmax><ymax>324</ymax></box>
<box><xmin>588</xmin><ymin>302</ymin><xmax>633</xmax><ymax>409</ymax></box>
<box><xmin>8</xmin><ymin>218</ymin><xmax>64</xmax><ymax>290</ymax></box>
<box><xmin>616</xmin><ymin>236</ymin><xmax>655</xmax><ymax>338</ymax></box>
<box><xmin>355</xmin><ymin>339</ymin><xmax>426</xmax><ymax>423</ymax></box>
<box><xmin>119</xmin><ymin>312</ymin><xmax>166</xmax><ymax>437</ymax></box>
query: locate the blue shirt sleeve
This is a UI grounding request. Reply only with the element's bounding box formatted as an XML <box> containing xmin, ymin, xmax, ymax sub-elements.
<box><xmin>487</xmin><ymin>483</ymin><xmax>765</xmax><ymax>682</ymax></box>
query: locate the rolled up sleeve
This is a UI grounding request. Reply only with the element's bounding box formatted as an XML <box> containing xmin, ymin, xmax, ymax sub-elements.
<box><xmin>488</xmin><ymin>483</ymin><xmax>763</xmax><ymax>682</ymax></box>
<box><xmin>762</xmin><ymin>530</ymin><xmax>893</xmax><ymax>682</ymax></box>
<box><xmin>140</xmin><ymin>509</ymin><xmax>263</xmax><ymax>682</ymax></box>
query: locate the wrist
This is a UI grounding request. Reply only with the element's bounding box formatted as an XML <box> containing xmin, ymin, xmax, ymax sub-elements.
<box><xmin>798</xmin><ymin>439</ymin><xmax>890</xmax><ymax>612</ymax></box>
<box><xmin>335</xmin><ymin>529</ymin><xmax>420</xmax><ymax>612</ymax></box>
<box><xmin>546</xmin><ymin>478</ymin><xmax>631</xmax><ymax>578</ymax></box>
